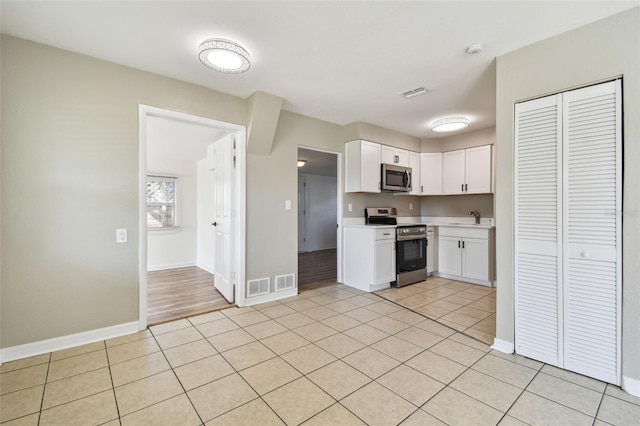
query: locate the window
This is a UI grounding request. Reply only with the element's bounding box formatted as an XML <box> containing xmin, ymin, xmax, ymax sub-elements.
<box><xmin>146</xmin><ymin>175</ymin><xmax>180</xmax><ymax>229</ymax></box>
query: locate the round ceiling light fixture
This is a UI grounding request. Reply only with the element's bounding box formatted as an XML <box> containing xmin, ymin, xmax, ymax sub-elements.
<box><xmin>431</xmin><ymin>116</ymin><xmax>470</xmax><ymax>133</ymax></box>
<box><xmin>199</xmin><ymin>38</ymin><xmax>250</xmax><ymax>74</ymax></box>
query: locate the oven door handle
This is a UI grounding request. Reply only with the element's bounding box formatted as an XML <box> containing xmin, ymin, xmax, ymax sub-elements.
<box><xmin>397</xmin><ymin>235</ymin><xmax>427</xmax><ymax>241</ymax></box>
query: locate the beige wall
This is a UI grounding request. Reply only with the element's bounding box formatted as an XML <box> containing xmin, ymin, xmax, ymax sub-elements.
<box><xmin>495</xmin><ymin>7</ymin><xmax>640</xmax><ymax>384</ymax></box>
<box><xmin>0</xmin><ymin>35</ymin><xmax>246</xmax><ymax>347</ymax></box>
<box><xmin>0</xmin><ymin>35</ymin><xmax>428</xmax><ymax>349</ymax></box>
<box><xmin>246</xmin><ymin>110</ymin><xmax>345</xmax><ymax>280</ymax></box>
<box><xmin>421</xmin><ymin>194</ymin><xmax>493</xmax><ymax>219</ymax></box>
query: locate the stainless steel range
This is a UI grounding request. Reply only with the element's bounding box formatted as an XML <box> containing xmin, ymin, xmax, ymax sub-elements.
<box><xmin>364</xmin><ymin>207</ymin><xmax>429</xmax><ymax>287</ymax></box>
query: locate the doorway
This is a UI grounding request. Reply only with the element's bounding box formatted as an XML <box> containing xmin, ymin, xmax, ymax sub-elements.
<box><xmin>297</xmin><ymin>147</ymin><xmax>340</xmax><ymax>291</ymax></box>
<box><xmin>139</xmin><ymin>105</ymin><xmax>246</xmax><ymax>329</ymax></box>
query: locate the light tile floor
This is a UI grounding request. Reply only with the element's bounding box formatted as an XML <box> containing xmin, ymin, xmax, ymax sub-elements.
<box><xmin>1</xmin><ymin>283</ymin><xmax>638</xmax><ymax>425</ymax></box>
<box><xmin>376</xmin><ymin>277</ymin><xmax>496</xmax><ymax>345</ymax></box>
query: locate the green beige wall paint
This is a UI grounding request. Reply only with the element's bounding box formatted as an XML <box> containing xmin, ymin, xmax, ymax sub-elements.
<box><xmin>495</xmin><ymin>7</ymin><xmax>640</xmax><ymax>384</ymax></box>
<box><xmin>1</xmin><ymin>35</ymin><xmax>246</xmax><ymax>347</ymax></box>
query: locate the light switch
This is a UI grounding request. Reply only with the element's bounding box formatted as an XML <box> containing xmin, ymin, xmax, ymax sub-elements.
<box><xmin>116</xmin><ymin>229</ymin><xmax>128</xmax><ymax>243</ymax></box>
<box><xmin>285</xmin><ymin>200</ymin><xmax>292</xmax><ymax>210</ymax></box>
<box><xmin>410</xmin><ymin>202</ymin><xmax>413</xmax><ymax>210</ymax></box>
<box><xmin>348</xmin><ymin>203</ymin><xmax>353</xmax><ymax>212</ymax></box>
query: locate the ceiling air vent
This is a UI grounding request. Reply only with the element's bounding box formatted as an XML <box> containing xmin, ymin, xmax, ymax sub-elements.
<box><xmin>399</xmin><ymin>87</ymin><xmax>430</xmax><ymax>99</ymax></box>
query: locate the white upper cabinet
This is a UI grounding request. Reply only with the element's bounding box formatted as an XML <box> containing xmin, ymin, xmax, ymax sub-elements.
<box><xmin>420</xmin><ymin>153</ymin><xmax>443</xmax><ymax>195</ymax></box>
<box><xmin>442</xmin><ymin>145</ymin><xmax>492</xmax><ymax>194</ymax></box>
<box><xmin>381</xmin><ymin>145</ymin><xmax>409</xmax><ymax>167</ymax></box>
<box><xmin>345</xmin><ymin>140</ymin><xmax>381</xmax><ymax>193</ymax></box>
<box><xmin>442</xmin><ymin>150</ymin><xmax>466</xmax><ymax>194</ymax></box>
<box><xmin>465</xmin><ymin>145</ymin><xmax>492</xmax><ymax>193</ymax></box>
<box><xmin>408</xmin><ymin>151</ymin><xmax>421</xmax><ymax>195</ymax></box>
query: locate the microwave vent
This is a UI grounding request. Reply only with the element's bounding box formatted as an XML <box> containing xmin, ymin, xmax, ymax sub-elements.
<box><xmin>400</xmin><ymin>87</ymin><xmax>430</xmax><ymax>99</ymax></box>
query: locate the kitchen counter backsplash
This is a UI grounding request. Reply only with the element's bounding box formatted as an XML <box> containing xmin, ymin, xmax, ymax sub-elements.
<box><xmin>343</xmin><ymin>216</ymin><xmax>495</xmax><ymax>228</ymax></box>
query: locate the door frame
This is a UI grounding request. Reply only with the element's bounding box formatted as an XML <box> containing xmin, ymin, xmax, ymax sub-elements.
<box><xmin>297</xmin><ymin>146</ymin><xmax>343</xmax><ymax>283</ymax></box>
<box><xmin>138</xmin><ymin>105</ymin><xmax>246</xmax><ymax>330</ymax></box>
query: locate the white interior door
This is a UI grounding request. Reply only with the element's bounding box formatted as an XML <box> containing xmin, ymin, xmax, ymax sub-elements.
<box><xmin>514</xmin><ymin>93</ymin><xmax>563</xmax><ymax>366</ymax></box>
<box><xmin>214</xmin><ymin>135</ymin><xmax>234</xmax><ymax>303</ymax></box>
<box><xmin>562</xmin><ymin>80</ymin><xmax>621</xmax><ymax>384</ymax></box>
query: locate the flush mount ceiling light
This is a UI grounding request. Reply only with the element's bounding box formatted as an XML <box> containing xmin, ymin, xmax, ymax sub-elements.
<box><xmin>297</xmin><ymin>160</ymin><xmax>306</xmax><ymax>167</ymax></box>
<box><xmin>431</xmin><ymin>117</ymin><xmax>470</xmax><ymax>132</ymax></box>
<box><xmin>198</xmin><ymin>38</ymin><xmax>250</xmax><ymax>74</ymax></box>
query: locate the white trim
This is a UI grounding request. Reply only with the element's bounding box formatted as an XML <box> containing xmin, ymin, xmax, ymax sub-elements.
<box><xmin>622</xmin><ymin>375</ymin><xmax>640</xmax><ymax>398</ymax></box>
<box><xmin>147</xmin><ymin>262</ymin><xmax>196</xmax><ymax>272</ymax></box>
<box><xmin>0</xmin><ymin>322</ymin><xmax>138</xmax><ymax>363</ymax></box>
<box><xmin>491</xmin><ymin>338</ymin><xmax>515</xmax><ymax>354</ymax></box>
<box><xmin>197</xmin><ymin>262</ymin><xmax>216</xmax><ymax>275</ymax></box>
<box><xmin>243</xmin><ymin>288</ymin><xmax>298</xmax><ymax>306</ymax></box>
<box><xmin>139</xmin><ymin>105</ymin><xmax>247</xmax><ymax>324</ymax></box>
<box><xmin>433</xmin><ymin>272</ymin><xmax>493</xmax><ymax>287</ymax></box>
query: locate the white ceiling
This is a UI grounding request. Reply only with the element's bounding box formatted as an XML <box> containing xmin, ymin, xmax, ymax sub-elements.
<box><xmin>2</xmin><ymin>1</ymin><xmax>637</xmax><ymax>138</ymax></box>
<box><xmin>146</xmin><ymin>116</ymin><xmax>228</xmax><ymax>168</ymax></box>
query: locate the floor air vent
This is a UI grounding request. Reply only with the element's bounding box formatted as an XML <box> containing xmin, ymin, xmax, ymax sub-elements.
<box><xmin>247</xmin><ymin>278</ymin><xmax>270</xmax><ymax>297</ymax></box>
<box><xmin>275</xmin><ymin>274</ymin><xmax>295</xmax><ymax>291</ymax></box>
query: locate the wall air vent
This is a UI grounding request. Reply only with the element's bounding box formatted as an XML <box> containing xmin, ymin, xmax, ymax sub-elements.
<box><xmin>275</xmin><ymin>274</ymin><xmax>295</xmax><ymax>291</ymax></box>
<box><xmin>247</xmin><ymin>277</ymin><xmax>270</xmax><ymax>297</ymax></box>
<box><xmin>399</xmin><ymin>87</ymin><xmax>430</xmax><ymax>99</ymax></box>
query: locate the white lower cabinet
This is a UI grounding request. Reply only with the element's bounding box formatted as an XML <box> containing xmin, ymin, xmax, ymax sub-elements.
<box><xmin>375</xmin><ymin>236</ymin><xmax>396</xmax><ymax>285</ymax></box>
<box><xmin>437</xmin><ymin>227</ymin><xmax>494</xmax><ymax>286</ymax></box>
<box><xmin>344</xmin><ymin>226</ymin><xmax>396</xmax><ymax>292</ymax></box>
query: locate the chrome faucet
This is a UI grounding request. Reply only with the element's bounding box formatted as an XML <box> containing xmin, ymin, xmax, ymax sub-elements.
<box><xmin>468</xmin><ymin>210</ymin><xmax>480</xmax><ymax>225</ymax></box>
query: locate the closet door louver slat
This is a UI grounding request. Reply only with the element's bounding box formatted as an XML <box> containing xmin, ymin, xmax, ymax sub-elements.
<box><xmin>514</xmin><ymin>95</ymin><xmax>562</xmax><ymax>365</ymax></box>
<box><xmin>562</xmin><ymin>81</ymin><xmax>621</xmax><ymax>384</ymax></box>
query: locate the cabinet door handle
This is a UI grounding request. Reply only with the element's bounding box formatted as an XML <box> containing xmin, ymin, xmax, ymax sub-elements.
<box><xmin>462</xmin><ymin>241</ymin><xmax>465</xmax><ymax>249</ymax></box>
<box><xmin>465</xmin><ymin>183</ymin><xmax>468</xmax><ymax>192</ymax></box>
<box><xmin>461</xmin><ymin>184</ymin><xmax>464</xmax><ymax>192</ymax></box>
<box><xmin>421</xmin><ymin>185</ymin><xmax>424</xmax><ymax>193</ymax></box>
<box><xmin>458</xmin><ymin>240</ymin><xmax>461</xmax><ymax>248</ymax></box>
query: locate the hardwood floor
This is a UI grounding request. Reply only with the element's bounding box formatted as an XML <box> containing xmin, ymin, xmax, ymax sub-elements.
<box><xmin>298</xmin><ymin>248</ymin><xmax>337</xmax><ymax>292</ymax></box>
<box><xmin>147</xmin><ymin>266</ymin><xmax>234</xmax><ymax>325</ymax></box>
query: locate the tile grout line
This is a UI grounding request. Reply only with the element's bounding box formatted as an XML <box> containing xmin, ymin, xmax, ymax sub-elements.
<box><xmin>103</xmin><ymin>339</ymin><xmax>124</xmax><ymax>425</ymax></box>
<box><xmin>151</xmin><ymin>323</ymin><xmax>208</xmax><ymax>425</ymax></box>
<box><xmin>35</xmin><ymin>352</ymin><xmax>52</xmax><ymax>426</ymax></box>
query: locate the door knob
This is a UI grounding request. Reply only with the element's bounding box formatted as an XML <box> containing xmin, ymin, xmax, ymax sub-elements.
<box><xmin>211</xmin><ymin>222</ymin><xmax>217</xmax><ymax>227</ymax></box>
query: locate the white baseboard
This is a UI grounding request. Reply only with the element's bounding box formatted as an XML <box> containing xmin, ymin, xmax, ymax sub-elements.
<box><xmin>0</xmin><ymin>321</ymin><xmax>139</xmax><ymax>363</ymax></box>
<box><xmin>434</xmin><ymin>272</ymin><xmax>492</xmax><ymax>287</ymax></box>
<box><xmin>622</xmin><ymin>375</ymin><xmax>640</xmax><ymax>397</ymax></box>
<box><xmin>490</xmin><ymin>338</ymin><xmax>515</xmax><ymax>354</ymax></box>
<box><xmin>244</xmin><ymin>288</ymin><xmax>298</xmax><ymax>307</ymax></box>
<box><xmin>147</xmin><ymin>262</ymin><xmax>196</xmax><ymax>272</ymax></box>
<box><xmin>196</xmin><ymin>262</ymin><xmax>215</xmax><ymax>275</ymax></box>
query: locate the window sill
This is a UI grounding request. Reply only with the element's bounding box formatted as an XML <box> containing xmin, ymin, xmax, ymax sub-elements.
<box><xmin>148</xmin><ymin>227</ymin><xmax>181</xmax><ymax>233</ymax></box>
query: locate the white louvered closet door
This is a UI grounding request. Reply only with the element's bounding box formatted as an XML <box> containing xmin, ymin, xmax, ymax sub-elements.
<box><xmin>562</xmin><ymin>80</ymin><xmax>621</xmax><ymax>384</ymax></box>
<box><xmin>514</xmin><ymin>80</ymin><xmax>621</xmax><ymax>385</ymax></box>
<box><xmin>514</xmin><ymin>94</ymin><xmax>563</xmax><ymax>366</ymax></box>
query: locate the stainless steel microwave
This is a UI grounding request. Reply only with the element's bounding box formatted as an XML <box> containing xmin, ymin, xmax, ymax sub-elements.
<box><xmin>381</xmin><ymin>163</ymin><xmax>412</xmax><ymax>192</ymax></box>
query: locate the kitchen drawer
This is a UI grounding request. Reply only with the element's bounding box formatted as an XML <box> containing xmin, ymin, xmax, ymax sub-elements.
<box><xmin>375</xmin><ymin>228</ymin><xmax>395</xmax><ymax>240</ymax></box>
<box><xmin>438</xmin><ymin>226</ymin><xmax>488</xmax><ymax>239</ymax></box>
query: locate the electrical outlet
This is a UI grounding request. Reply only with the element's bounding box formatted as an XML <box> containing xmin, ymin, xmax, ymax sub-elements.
<box><xmin>116</xmin><ymin>229</ymin><xmax>128</xmax><ymax>243</ymax></box>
